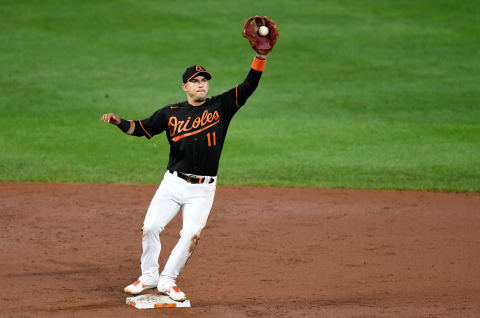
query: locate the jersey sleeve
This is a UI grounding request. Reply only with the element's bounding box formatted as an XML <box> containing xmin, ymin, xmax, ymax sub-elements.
<box><xmin>132</xmin><ymin>107</ymin><xmax>167</xmax><ymax>139</ymax></box>
<box><xmin>219</xmin><ymin>56</ymin><xmax>265</xmax><ymax>120</ymax></box>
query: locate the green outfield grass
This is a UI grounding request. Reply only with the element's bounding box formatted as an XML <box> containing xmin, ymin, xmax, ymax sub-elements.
<box><xmin>1</xmin><ymin>0</ymin><xmax>479</xmax><ymax>191</ymax></box>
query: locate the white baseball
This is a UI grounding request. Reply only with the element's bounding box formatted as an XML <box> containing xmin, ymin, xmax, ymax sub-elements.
<box><xmin>258</xmin><ymin>26</ymin><xmax>269</xmax><ymax>37</ymax></box>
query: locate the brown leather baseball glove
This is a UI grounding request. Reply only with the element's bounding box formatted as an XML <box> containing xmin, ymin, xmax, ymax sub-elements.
<box><xmin>242</xmin><ymin>16</ymin><xmax>279</xmax><ymax>55</ymax></box>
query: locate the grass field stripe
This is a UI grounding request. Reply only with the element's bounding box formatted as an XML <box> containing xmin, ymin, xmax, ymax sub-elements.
<box><xmin>2</xmin><ymin>1</ymin><xmax>478</xmax><ymax>191</ymax></box>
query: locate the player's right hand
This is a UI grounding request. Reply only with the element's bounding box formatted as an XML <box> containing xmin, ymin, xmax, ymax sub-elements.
<box><xmin>101</xmin><ymin>113</ymin><xmax>121</xmax><ymax>125</ymax></box>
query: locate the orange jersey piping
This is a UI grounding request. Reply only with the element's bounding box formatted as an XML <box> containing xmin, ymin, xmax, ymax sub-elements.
<box><xmin>235</xmin><ymin>86</ymin><xmax>239</xmax><ymax>107</ymax></box>
<box><xmin>138</xmin><ymin>120</ymin><xmax>152</xmax><ymax>139</ymax></box>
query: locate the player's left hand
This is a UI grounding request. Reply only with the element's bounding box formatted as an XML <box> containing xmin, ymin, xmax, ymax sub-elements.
<box><xmin>243</xmin><ymin>16</ymin><xmax>279</xmax><ymax>55</ymax></box>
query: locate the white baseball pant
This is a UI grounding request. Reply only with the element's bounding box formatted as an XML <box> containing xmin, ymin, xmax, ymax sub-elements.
<box><xmin>139</xmin><ymin>170</ymin><xmax>216</xmax><ymax>285</ymax></box>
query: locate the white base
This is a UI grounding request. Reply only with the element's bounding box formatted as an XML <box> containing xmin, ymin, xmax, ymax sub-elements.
<box><xmin>126</xmin><ymin>294</ymin><xmax>191</xmax><ymax>309</ymax></box>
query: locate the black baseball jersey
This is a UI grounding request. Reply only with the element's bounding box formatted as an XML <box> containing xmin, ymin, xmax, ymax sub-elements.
<box><xmin>129</xmin><ymin>65</ymin><xmax>264</xmax><ymax>176</ymax></box>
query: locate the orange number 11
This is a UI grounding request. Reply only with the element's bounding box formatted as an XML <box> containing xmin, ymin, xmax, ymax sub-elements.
<box><xmin>206</xmin><ymin>132</ymin><xmax>216</xmax><ymax>147</ymax></box>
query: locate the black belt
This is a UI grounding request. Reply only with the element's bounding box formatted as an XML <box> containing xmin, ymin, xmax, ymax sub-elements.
<box><xmin>169</xmin><ymin>170</ymin><xmax>215</xmax><ymax>184</ymax></box>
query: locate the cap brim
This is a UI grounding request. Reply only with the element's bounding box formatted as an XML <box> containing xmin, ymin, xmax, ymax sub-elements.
<box><xmin>186</xmin><ymin>71</ymin><xmax>212</xmax><ymax>82</ymax></box>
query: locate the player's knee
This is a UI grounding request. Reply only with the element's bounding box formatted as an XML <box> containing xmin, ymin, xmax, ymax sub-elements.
<box><xmin>188</xmin><ymin>233</ymin><xmax>200</xmax><ymax>254</ymax></box>
<box><xmin>180</xmin><ymin>228</ymin><xmax>203</xmax><ymax>253</ymax></box>
<box><xmin>142</xmin><ymin>224</ymin><xmax>164</xmax><ymax>236</ymax></box>
<box><xmin>180</xmin><ymin>227</ymin><xmax>202</xmax><ymax>239</ymax></box>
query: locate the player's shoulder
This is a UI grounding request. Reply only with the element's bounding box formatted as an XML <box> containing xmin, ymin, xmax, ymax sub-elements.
<box><xmin>209</xmin><ymin>94</ymin><xmax>220</xmax><ymax>103</ymax></box>
<box><xmin>144</xmin><ymin>102</ymin><xmax>186</xmax><ymax>122</ymax></box>
<box><xmin>210</xmin><ymin>90</ymin><xmax>232</xmax><ymax>103</ymax></box>
<box><xmin>159</xmin><ymin>101</ymin><xmax>187</xmax><ymax>112</ymax></box>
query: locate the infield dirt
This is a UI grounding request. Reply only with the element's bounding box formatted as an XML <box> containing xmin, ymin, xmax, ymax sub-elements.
<box><xmin>1</xmin><ymin>182</ymin><xmax>479</xmax><ymax>317</ymax></box>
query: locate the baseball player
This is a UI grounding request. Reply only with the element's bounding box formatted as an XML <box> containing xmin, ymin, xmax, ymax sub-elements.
<box><xmin>101</xmin><ymin>16</ymin><xmax>278</xmax><ymax>302</ymax></box>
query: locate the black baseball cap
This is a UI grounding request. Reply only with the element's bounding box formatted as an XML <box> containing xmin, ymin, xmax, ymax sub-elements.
<box><xmin>182</xmin><ymin>65</ymin><xmax>212</xmax><ymax>83</ymax></box>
